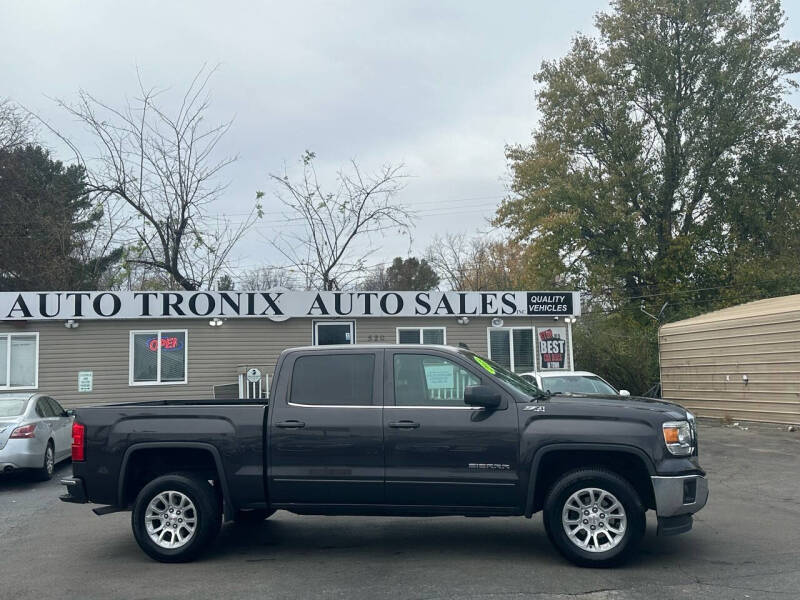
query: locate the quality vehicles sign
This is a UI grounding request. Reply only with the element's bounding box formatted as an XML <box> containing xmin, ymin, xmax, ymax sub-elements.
<box><xmin>0</xmin><ymin>290</ymin><xmax>580</xmax><ymax>321</ymax></box>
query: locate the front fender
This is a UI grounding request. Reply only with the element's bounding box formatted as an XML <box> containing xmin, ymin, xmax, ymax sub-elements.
<box><xmin>522</xmin><ymin>442</ymin><xmax>656</xmax><ymax>517</ymax></box>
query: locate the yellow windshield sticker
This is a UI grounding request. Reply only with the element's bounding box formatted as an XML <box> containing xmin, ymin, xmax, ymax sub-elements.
<box><xmin>473</xmin><ymin>356</ymin><xmax>496</xmax><ymax>374</ymax></box>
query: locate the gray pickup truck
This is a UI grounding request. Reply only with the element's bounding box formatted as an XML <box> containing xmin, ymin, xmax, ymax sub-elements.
<box><xmin>60</xmin><ymin>344</ymin><xmax>708</xmax><ymax>566</ymax></box>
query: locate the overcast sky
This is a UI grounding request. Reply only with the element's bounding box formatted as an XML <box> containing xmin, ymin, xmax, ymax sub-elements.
<box><xmin>2</xmin><ymin>1</ymin><xmax>799</xmax><ymax>280</ymax></box>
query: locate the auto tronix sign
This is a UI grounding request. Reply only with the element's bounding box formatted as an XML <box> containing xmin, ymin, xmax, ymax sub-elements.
<box><xmin>0</xmin><ymin>290</ymin><xmax>580</xmax><ymax>321</ymax></box>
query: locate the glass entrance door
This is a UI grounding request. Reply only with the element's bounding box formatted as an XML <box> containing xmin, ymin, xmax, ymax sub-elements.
<box><xmin>314</xmin><ymin>321</ymin><xmax>355</xmax><ymax>345</ymax></box>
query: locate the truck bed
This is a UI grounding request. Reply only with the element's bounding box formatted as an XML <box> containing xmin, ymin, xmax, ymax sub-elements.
<box><xmin>72</xmin><ymin>400</ymin><xmax>268</xmax><ymax>512</ymax></box>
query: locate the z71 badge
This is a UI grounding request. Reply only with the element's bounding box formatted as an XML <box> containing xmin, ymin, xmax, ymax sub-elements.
<box><xmin>468</xmin><ymin>463</ymin><xmax>511</xmax><ymax>470</ymax></box>
<box><xmin>523</xmin><ymin>405</ymin><xmax>546</xmax><ymax>412</ymax></box>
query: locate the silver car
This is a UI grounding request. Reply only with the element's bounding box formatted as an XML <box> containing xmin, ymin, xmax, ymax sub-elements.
<box><xmin>0</xmin><ymin>393</ymin><xmax>73</xmax><ymax>480</ymax></box>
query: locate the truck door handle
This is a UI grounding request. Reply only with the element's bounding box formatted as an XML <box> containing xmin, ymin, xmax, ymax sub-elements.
<box><xmin>275</xmin><ymin>420</ymin><xmax>306</xmax><ymax>429</ymax></box>
<box><xmin>388</xmin><ymin>420</ymin><xmax>420</xmax><ymax>429</ymax></box>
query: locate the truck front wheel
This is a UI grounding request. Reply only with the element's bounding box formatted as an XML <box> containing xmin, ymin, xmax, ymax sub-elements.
<box><xmin>132</xmin><ymin>472</ymin><xmax>221</xmax><ymax>563</ymax></box>
<box><xmin>543</xmin><ymin>468</ymin><xmax>645</xmax><ymax>567</ymax></box>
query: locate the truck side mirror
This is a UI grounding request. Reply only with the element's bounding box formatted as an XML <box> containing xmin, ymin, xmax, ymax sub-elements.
<box><xmin>464</xmin><ymin>385</ymin><xmax>502</xmax><ymax>409</ymax></box>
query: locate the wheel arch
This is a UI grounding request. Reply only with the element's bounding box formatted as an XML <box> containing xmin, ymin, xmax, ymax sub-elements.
<box><xmin>525</xmin><ymin>443</ymin><xmax>656</xmax><ymax>517</ymax></box>
<box><xmin>118</xmin><ymin>442</ymin><xmax>234</xmax><ymax>520</ymax></box>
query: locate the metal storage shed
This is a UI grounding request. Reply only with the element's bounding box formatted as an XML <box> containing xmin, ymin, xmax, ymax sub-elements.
<box><xmin>659</xmin><ymin>294</ymin><xmax>800</xmax><ymax>425</ymax></box>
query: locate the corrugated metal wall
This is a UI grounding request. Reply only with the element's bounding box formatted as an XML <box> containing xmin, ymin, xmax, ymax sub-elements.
<box><xmin>0</xmin><ymin>316</ymin><xmax>569</xmax><ymax>408</ymax></box>
<box><xmin>659</xmin><ymin>296</ymin><xmax>800</xmax><ymax>425</ymax></box>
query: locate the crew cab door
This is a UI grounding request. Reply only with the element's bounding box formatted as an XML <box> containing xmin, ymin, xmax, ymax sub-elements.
<box><xmin>268</xmin><ymin>349</ymin><xmax>384</xmax><ymax>505</ymax></box>
<box><xmin>383</xmin><ymin>349</ymin><xmax>520</xmax><ymax>508</ymax></box>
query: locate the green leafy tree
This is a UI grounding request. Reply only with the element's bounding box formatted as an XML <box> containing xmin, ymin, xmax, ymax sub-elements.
<box><xmin>216</xmin><ymin>274</ymin><xmax>235</xmax><ymax>291</ymax></box>
<box><xmin>498</xmin><ymin>0</ymin><xmax>800</xmax><ymax>311</ymax></box>
<box><xmin>0</xmin><ymin>145</ymin><xmax>122</xmax><ymax>290</ymax></box>
<box><xmin>497</xmin><ymin>0</ymin><xmax>800</xmax><ymax>389</ymax></box>
<box><xmin>363</xmin><ymin>257</ymin><xmax>439</xmax><ymax>291</ymax></box>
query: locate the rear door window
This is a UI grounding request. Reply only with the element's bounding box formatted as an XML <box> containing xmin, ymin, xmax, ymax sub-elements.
<box><xmin>290</xmin><ymin>354</ymin><xmax>375</xmax><ymax>406</ymax></box>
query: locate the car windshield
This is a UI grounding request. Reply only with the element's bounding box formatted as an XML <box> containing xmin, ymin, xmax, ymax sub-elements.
<box><xmin>0</xmin><ymin>398</ymin><xmax>28</xmax><ymax>417</ymax></box>
<box><xmin>541</xmin><ymin>375</ymin><xmax>618</xmax><ymax>395</ymax></box>
<box><xmin>458</xmin><ymin>349</ymin><xmax>544</xmax><ymax>398</ymax></box>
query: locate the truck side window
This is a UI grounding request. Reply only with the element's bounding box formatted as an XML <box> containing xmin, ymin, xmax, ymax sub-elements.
<box><xmin>290</xmin><ymin>354</ymin><xmax>375</xmax><ymax>406</ymax></box>
<box><xmin>393</xmin><ymin>354</ymin><xmax>480</xmax><ymax>407</ymax></box>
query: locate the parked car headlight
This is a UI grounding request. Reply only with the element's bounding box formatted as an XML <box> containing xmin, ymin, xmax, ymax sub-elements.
<box><xmin>662</xmin><ymin>420</ymin><xmax>694</xmax><ymax>456</ymax></box>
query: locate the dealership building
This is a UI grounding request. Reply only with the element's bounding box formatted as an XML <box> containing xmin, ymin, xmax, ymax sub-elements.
<box><xmin>0</xmin><ymin>290</ymin><xmax>579</xmax><ymax>408</ymax></box>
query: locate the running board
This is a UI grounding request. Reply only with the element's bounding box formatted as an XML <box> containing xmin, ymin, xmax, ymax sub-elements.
<box><xmin>92</xmin><ymin>505</ymin><xmax>126</xmax><ymax>516</ymax></box>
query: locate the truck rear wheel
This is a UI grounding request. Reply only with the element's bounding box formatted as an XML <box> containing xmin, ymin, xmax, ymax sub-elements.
<box><xmin>543</xmin><ymin>468</ymin><xmax>645</xmax><ymax>567</ymax></box>
<box><xmin>132</xmin><ymin>472</ymin><xmax>221</xmax><ymax>563</ymax></box>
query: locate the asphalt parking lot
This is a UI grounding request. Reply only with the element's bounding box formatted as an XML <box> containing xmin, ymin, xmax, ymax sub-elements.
<box><xmin>1</xmin><ymin>422</ymin><xmax>798</xmax><ymax>600</ymax></box>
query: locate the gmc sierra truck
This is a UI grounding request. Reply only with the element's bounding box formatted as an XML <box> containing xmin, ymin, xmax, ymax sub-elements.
<box><xmin>60</xmin><ymin>345</ymin><xmax>708</xmax><ymax>566</ymax></box>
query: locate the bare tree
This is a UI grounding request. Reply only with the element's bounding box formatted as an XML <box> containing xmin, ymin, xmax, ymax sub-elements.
<box><xmin>360</xmin><ymin>264</ymin><xmax>390</xmax><ymax>291</ymax></box>
<box><xmin>268</xmin><ymin>151</ymin><xmax>413</xmax><ymax>290</ymax></box>
<box><xmin>74</xmin><ymin>194</ymin><xmax>134</xmax><ymax>289</ymax></box>
<box><xmin>238</xmin><ymin>266</ymin><xmax>298</xmax><ymax>290</ymax></box>
<box><xmin>0</xmin><ymin>98</ymin><xmax>35</xmax><ymax>151</ymax></box>
<box><xmin>426</xmin><ymin>232</ymin><xmax>527</xmax><ymax>291</ymax></box>
<box><xmin>425</xmin><ymin>233</ymin><xmax>475</xmax><ymax>291</ymax></box>
<box><xmin>49</xmin><ymin>66</ymin><xmax>259</xmax><ymax>290</ymax></box>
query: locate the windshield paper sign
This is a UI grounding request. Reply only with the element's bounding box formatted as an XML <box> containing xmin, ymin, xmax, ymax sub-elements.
<box><xmin>423</xmin><ymin>364</ymin><xmax>455</xmax><ymax>389</ymax></box>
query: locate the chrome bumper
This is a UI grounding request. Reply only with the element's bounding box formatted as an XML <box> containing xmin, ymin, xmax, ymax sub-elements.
<box><xmin>651</xmin><ymin>474</ymin><xmax>709</xmax><ymax>517</ymax></box>
<box><xmin>60</xmin><ymin>477</ymin><xmax>88</xmax><ymax>504</ymax></box>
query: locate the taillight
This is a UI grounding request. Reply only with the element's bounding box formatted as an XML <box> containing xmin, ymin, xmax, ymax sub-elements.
<box><xmin>72</xmin><ymin>422</ymin><xmax>86</xmax><ymax>462</ymax></box>
<box><xmin>10</xmin><ymin>423</ymin><xmax>37</xmax><ymax>439</ymax></box>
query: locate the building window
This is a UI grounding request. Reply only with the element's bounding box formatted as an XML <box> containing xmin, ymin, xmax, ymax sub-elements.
<box><xmin>313</xmin><ymin>321</ymin><xmax>355</xmax><ymax>345</ymax></box>
<box><xmin>396</xmin><ymin>327</ymin><xmax>446</xmax><ymax>345</ymax></box>
<box><xmin>0</xmin><ymin>333</ymin><xmax>39</xmax><ymax>389</ymax></box>
<box><xmin>487</xmin><ymin>327</ymin><xmax>534</xmax><ymax>373</ymax></box>
<box><xmin>129</xmin><ymin>330</ymin><xmax>187</xmax><ymax>385</ymax></box>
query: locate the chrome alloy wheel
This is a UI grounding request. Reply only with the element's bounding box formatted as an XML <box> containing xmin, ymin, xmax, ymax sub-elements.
<box><xmin>562</xmin><ymin>487</ymin><xmax>627</xmax><ymax>553</ymax></box>
<box><xmin>145</xmin><ymin>491</ymin><xmax>198</xmax><ymax>549</ymax></box>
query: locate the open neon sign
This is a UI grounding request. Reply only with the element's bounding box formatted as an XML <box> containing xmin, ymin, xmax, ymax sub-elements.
<box><xmin>147</xmin><ymin>336</ymin><xmax>183</xmax><ymax>352</ymax></box>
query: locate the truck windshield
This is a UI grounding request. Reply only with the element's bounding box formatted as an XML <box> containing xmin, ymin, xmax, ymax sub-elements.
<box><xmin>0</xmin><ymin>398</ymin><xmax>27</xmax><ymax>417</ymax></box>
<box><xmin>457</xmin><ymin>349</ymin><xmax>544</xmax><ymax>399</ymax></box>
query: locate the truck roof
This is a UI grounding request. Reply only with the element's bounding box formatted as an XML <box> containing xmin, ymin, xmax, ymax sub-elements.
<box><xmin>280</xmin><ymin>344</ymin><xmax>469</xmax><ymax>353</ymax></box>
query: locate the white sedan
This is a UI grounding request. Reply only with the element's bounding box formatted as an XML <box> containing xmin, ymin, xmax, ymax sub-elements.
<box><xmin>519</xmin><ymin>370</ymin><xmax>630</xmax><ymax>397</ymax></box>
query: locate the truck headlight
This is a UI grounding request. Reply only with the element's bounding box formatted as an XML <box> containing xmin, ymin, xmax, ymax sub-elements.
<box><xmin>662</xmin><ymin>420</ymin><xmax>694</xmax><ymax>456</ymax></box>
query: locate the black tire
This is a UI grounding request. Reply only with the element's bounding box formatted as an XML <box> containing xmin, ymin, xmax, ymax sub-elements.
<box><xmin>543</xmin><ymin>468</ymin><xmax>645</xmax><ymax>567</ymax></box>
<box><xmin>232</xmin><ymin>508</ymin><xmax>275</xmax><ymax>524</ymax></box>
<box><xmin>132</xmin><ymin>472</ymin><xmax>222</xmax><ymax>563</ymax></box>
<box><xmin>33</xmin><ymin>441</ymin><xmax>55</xmax><ymax>481</ymax></box>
